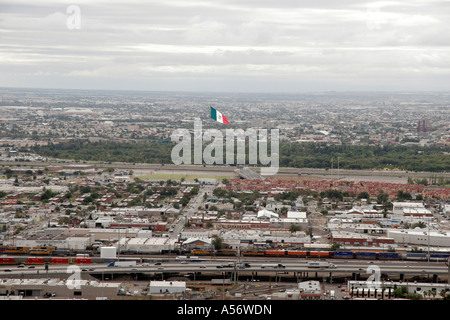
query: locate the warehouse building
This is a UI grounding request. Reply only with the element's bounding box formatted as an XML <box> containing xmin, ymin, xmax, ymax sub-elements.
<box><xmin>392</xmin><ymin>202</ymin><xmax>432</xmax><ymax>221</ymax></box>
<box><xmin>0</xmin><ymin>278</ymin><xmax>121</xmax><ymax>299</ymax></box>
<box><xmin>348</xmin><ymin>280</ymin><xmax>449</xmax><ymax>299</ymax></box>
<box><xmin>149</xmin><ymin>280</ymin><xmax>186</xmax><ymax>294</ymax></box>
<box><xmin>182</xmin><ymin>238</ymin><xmax>214</xmax><ymax>251</ymax></box>
<box><xmin>117</xmin><ymin>237</ymin><xmax>177</xmax><ymax>253</ymax></box>
<box><xmin>330</xmin><ymin>231</ymin><xmax>395</xmax><ymax>247</ymax></box>
<box><xmin>387</xmin><ymin>229</ymin><xmax>450</xmax><ymax>247</ymax></box>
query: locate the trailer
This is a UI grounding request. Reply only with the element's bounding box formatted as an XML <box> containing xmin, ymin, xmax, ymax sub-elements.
<box><xmin>261</xmin><ymin>263</ymin><xmax>285</xmax><ymax>269</ymax></box>
<box><xmin>308</xmin><ymin>261</ymin><xmax>335</xmax><ymax>268</ymax></box>
<box><xmin>108</xmin><ymin>260</ymin><xmax>137</xmax><ymax>267</ymax></box>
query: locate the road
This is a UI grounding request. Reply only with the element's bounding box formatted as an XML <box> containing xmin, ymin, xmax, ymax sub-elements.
<box><xmin>2</xmin><ymin>259</ymin><xmax>447</xmax><ymax>279</ymax></box>
<box><xmin>2</xmin><ymin>160</ymin><xmax>448</xmax><ymax>182</ymax></box>
<box><xmin>169</xmin><ymin>184</ymin><xmax>215</xmax><ymax>239</ymax></box>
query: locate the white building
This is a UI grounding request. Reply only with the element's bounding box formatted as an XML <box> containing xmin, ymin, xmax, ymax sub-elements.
<box><xmin>392</xmin><ymin>202</ymin><xmax>425</xmax><ymax>216</ymax></box>
<box><xmin>100</xmin><ymin>246</ymin><xmax>117</xmax><ymax>259</ymax></box>
<box><xmin>180</xmin><ymin>229</ymin><xmax>213</xmax><ymax>239</ymax></box>
<box><xmin>257</xmin><ymin>209</ymin><xmax>278</xmax><ymax>219</ymax></box>
<box><xmin>118</xmin><ymin>237</ymin><xmax>177</xmax><ymax>253</ymax></box>
<box><xmin>443</xmin><ymin>204</ymin><xmax>450</xmax><ymax>215</ymax></box>
<box><xmin>149</xmin><ymin>281</ymin><xmax>186</xmax><ymax>294</ymax></box>
<box><xmin>287</xmin><ymin>211</ymin><xmax>307</xmax><ymax>219</ymax></box>
<box><xmin>348</xmin><ymin>280</ymin><xmax>449</xmax><ymax>297</ymax></box>
<box><xmin>387</xmin><ymin>228</ymin><xmax>450</xmax><ymax>247</ymax></box>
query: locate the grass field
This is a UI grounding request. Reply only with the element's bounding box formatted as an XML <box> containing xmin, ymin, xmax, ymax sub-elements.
<box><xmin>138</xmin><ymin>173</ymin><xmax>234</xmax><ymax>181</ymax></box>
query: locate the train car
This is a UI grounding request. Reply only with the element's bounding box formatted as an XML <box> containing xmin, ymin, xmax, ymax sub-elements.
<box><xmin>51</xmin><ymin>249</ymin><xmax>71</xmax><ymax>257</ymax></box>
<box><xmin>406</xmin><ymin>252</ymin><xmax>427</xmax><ymax>261</ymax></box>
<box><xmin>309</xmin><ymin>251</ymin><xmax>331</xmax><ymax>258</ymax></box>
<box><xmin>264</xmin><ymin>250</ymin><xmax>287</xmax><ymax>257</ymax></box>
<box><xmin>3</xmin><ymin>246</ymin><xmax>30</xmax><ymax>254</ymax></box>
<box><xmin>191</xmin><ymin>250</ymin><xmax>215</xmax><ymax>256</ymax></box>
<box><xmin>429</xmin><ymin>253</ymin><xmax>450</xmax><ymax>261</ymax></box>
<box><xmin>219</xmin><ymin>249</ymin><xmax>239</xmax><ymax>256</ymax></box>
<box><xmin>241</xmin><ymin>250</ymin><xmax>265</xmax><ymax>256</ymax></box>
<box><xmin>73</xmin><ymin>250</ymin><xmax>93</xmax><ymax>257</ymax></box>
<box><xmin>333</xmin><ymin>251</ymin><xmax>354</xmax><ymax>259</ymax></box>
<box><xmin>28</xmin><ymin>246</ymin><xmax>56</xmax><ymax>255</ymax></box>
<box><xmin>14</xmin><ymin>256</ymin><xmax>28</xmax><ymax>264</ymax></box>
<box><xmin>286</xmin><ymin>250</ymin><xmax>308</xmax><ymax>257</ymax></box>
<box><xmin>0</xmin><ymin>257</ymin><xmax>15</xmax><ymax>265</ymax></box>
<box><xmin>355</xmin><ymin>251</ymin><xmax>377</xmax><ymax>260</ymax></box>
<box><xmin>75</xmin><ymin>257</ymin><xmax>92</xmax><ymax>264</ymax></box>
<box><xmin>51</xmin><ymin>257</ymin><xmax>69</xmax><ymax>264</ymax></box>
<box><xmin>27</xmin><ymin>257</ymin><xmax>45</xmax><ymax>264</ymax></box>
<box><xmin>379</xmin><ymin>252</ymin><xmax>399</xmax><ymax>260</ymax></box>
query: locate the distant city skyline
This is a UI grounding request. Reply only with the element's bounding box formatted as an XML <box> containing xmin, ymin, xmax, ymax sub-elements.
<box><xmin>1</xmin><ymin>0</ymin><xmax>450</xmax><ymax>93</ymax></box>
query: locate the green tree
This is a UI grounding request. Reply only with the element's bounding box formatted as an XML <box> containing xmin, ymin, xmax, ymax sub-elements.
<box><xmin>212</xmin><ymin>236</ymin><xmax>223</xmax><ymax>250</ymax></box>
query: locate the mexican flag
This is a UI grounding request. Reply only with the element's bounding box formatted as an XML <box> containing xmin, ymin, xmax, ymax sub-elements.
<box><xmin>210</xmin><ymin>106</ymin><xmax>230</xmax><ymax>124</ymax></box>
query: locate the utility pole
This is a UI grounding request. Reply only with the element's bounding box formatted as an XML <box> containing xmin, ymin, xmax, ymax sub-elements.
<box><xmin>427</xmin><ymin>222</ymin><xmax>430</xmax><ymax>263</ymax></box>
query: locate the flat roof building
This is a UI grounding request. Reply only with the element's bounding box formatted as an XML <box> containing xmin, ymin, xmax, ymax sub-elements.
<box><xmin>387</xmin><ymin>228</ymin><xmax>450</xmax><ymax>247</ymax></box>
<box><xmin>149</xmin><ymin>280</ymin><xmax>186</xmax><ymax>294</ymax></box>
<box><xmin>0</xmin><ymin>278</ymin><xmax>121</xmax><ymax>299</ymax></box>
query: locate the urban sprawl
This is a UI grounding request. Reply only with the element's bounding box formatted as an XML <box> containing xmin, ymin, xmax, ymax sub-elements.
<box><xmin>0</xmin><ymin>88</ymin><xmax>449</xmax><ymax>301</ymax></box>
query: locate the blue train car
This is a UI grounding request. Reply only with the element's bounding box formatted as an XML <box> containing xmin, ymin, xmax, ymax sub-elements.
<box><xmin>379</xmin><ymin>252</ymin><xmax>399</xmax><ymax>260</ymax></box>
<box><xmin>429</xmin><ymin>253</ymin><xmax>450</xmax><ymax>261</ymax></box>
<box><xmin>333</xmin><ymin>251</ymin><xmax>354</xmax><ymax>259</ymax></box>
<box><xmin>355</xmin><ymin>251</ymin><xmax>377</xmax><ymax>259</ymax></box>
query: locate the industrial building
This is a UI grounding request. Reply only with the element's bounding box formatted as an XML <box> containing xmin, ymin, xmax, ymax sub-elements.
<box><xmin>0</xmin><ymin>278</ymin><xmax>121</xmax><ymax>299</ymax></box>
<box><xmin>117</xmin><ymin>237</ymin><xmax>177</xmax><ymax>253</ymax></box>
<box><xmin>387</xmin><ymin>228</ymin><xmax>450</xmax><ymax>247</ymax></box>
<box><xmin>149</xmin><ymin>280</ymin><xmax>186</xmax><ymax>294</ymax></box>
<box><xmin>182</xmin><ymin>238</ymin><xmax>214</xmax><ymax>251</ymax></box>
<box><xmin>348</xmin><ymin>280</ymin><xmax>450</xmax><ymax>299</ymax></box>
<box><xmin>271</xmin><ymin>281</ymin><xmax>323</xmax><ymax>300</ymax></box>
<box><xmin>392</xmin><ymin>201</ymin><xmax>432</xmax><ymax>220</ymax></box>
<box><xmin>330</xmin><ymin>230</ymin><xmax>395</xmax><ymax>247</ymax></box>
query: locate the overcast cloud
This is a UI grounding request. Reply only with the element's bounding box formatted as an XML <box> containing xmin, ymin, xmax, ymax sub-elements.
<box><xmin>0</xmin><ymin>0</ymin><xmax>449</xmax><ymax>92</ymax></box>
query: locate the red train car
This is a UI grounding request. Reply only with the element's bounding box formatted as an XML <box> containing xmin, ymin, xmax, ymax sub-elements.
<box><xmin>309</xmin><ymin>251</ymin><xmax>331</xmax><ymax>258</ymax></box>
<box><xmin>27</xmin><ymin>257</ymin><xmax>45</xmax><ymax>264</ymax></box>
<box><xmin>75</xmin><ymin>258</ymin><xmax>92</xmax><ymax>264</ymax></box>
<box><xmin>264</xmin><ymin>250</ymin><xmax>286</xmax><ymax>257</ymax></box>
<box><xmin>242</xmin><ymin>250</ymin><xmax>265</xmax><ymax>256</ymax></box>
<box><xmin>286</xmin><ymin>250</ymin><xmax>308</xmax><ymax>257</ymax></box>
<box><xmin>0</xmin><ymin>257</ymin><xmax>15</xmax><ymax>264</ymax></box>
<box><xmin>51</xmin><ymin>257</ymin><xmax>69</xmax><ymax>264</ymax></box>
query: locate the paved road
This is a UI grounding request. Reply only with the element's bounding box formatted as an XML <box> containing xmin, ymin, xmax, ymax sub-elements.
<box><xmin>169</xmin><ymin>184</ymin><xmax>215</xmax><ymax>239</ymax></box>
<box><xmin>2</xmin><ymin>160</ymin><xmax>448</xmax><ymax>180</ymax></box>
<box><xmin>3</xmin><ymin>259</ymin><xmax>446</xmax><ymax>278</ymax></box>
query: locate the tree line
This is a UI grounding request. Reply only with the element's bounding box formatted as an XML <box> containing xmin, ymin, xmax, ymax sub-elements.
<box><xmin>30</xmin><ymin>140</ymin><xmax>449</xmax><ymax>172</ymax></box>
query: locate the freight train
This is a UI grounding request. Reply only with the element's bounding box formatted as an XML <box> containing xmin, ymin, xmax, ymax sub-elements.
<box><xmin>1</xmin><ymin>246</ymin><xmax>448</xmax><ymax>266</ymax></box>
<box><xmin>0</xmin><ymin>256</ymin><xmax>100</xmax><ymax>265</ymax></box>
<box><xmin>1</xmin><ymin>246</ymin><xmax>56</xmax><ymax>255</ymax></box>
<box><xmin>190</xmin><ymin>249</ymin><xmax>450</xmax><ymax>262</ymax></box>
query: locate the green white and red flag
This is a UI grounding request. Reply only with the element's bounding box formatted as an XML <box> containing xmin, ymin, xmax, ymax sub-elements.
<box><xmin>210</xmin><ymin>106</ymin><xmax>229</xmax><ymax>124</ymax></box>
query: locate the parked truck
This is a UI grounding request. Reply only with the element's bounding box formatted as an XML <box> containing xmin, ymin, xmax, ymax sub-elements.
<box><xmin>307</xmin><ymin>261</ymin><xmax>335</xmax><ymax>268</ymax></box>
<box><xmin>261</xmin><ymin>263</ymin><xmax>285</xmax><ymax>269</ymax></box>
<box><xmin>108</xmin><ymin>260</ymin><xmax>137</xmax><ymax>267</ymax></box>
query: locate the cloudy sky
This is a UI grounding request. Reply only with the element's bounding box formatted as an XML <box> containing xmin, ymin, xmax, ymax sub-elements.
<box><xmin>1</xmin><ymin>0</ymin><xmax>449</xmax><ymax>92</ymax></box>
